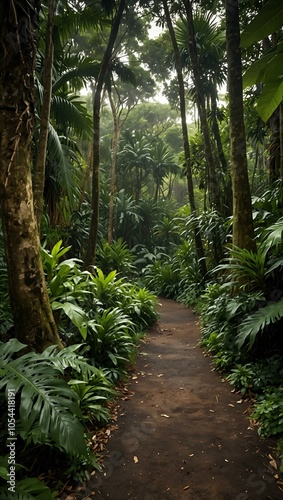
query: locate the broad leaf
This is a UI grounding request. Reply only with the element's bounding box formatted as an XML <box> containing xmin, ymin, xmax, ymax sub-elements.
<box><xmin>236</xmin><ymin>298</ymin><xmax>283</xmax><ymax>349</ymax></box>
<box><xmin>257</xmin><ymin>80</ymin><xmax>283</xmax><ymax>122</ymax></box>
<box><xmin>241</xmin><ymin>0</ymin><xmax>283</xmax><ymax>48</ymax></box>
<box><xmin>0</xmin><ymin>340</ymin><xmax>88</xmax><ymax>458</ymax></box>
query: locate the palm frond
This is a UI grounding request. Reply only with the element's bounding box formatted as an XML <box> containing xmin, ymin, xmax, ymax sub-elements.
<box><xmin>51</xmin><ymin>94</ymin><xmax>92</xmax><ymax>138</ymax></box>
<box><xmin>42</xmin><ymin>344</ymin><xmax>106</xmax><ymax>383</ymax></box>
<box><xmin>262</xmin><ymin>217</ymin><xmax>283</xmax><ymax>255</ymax></box>
<box><xmin>47</xmin><ymin>123</ymin><xmax>78</xmax><ymax>207</ymax></box>
<box><xmin>236</xmin><ymin>297</ymin><xmax>283</xmax><ymax>350</ymax></box>
<box><xmin>55</xmin><ymin>4</ymin><xmax>108</xmax><ymax>42</ymax></box>
<box><xmin>0</xmin><ymin>339</ymin><xmax>89</xmax><ymax>459</ymax></box>
<box><xmin>52</xmin><ymin>59</ymin><xmax>100</xmax><ymax>93</ymax></box>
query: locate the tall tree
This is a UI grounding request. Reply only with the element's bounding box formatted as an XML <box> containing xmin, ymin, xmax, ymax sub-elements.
<box><xmin>225</xmin><ymin>0</ymin><xmax>256</xmax><ymax>250</ymax></box>
<box><xmin>84</xmin><ymin>0</ymin><xmax>127</xmax><ymax>267</ymax></box>
<box><xmin>182</xmin><ymin>0</ymin><xmax>221</xmax><ymax>213</ymax></box>
<box><xmin>0</xmin><ymin>0</ymin><xmax>63</xmax><ymax>351</ymax></box>
<box><xmin>162</xmin><ymin>0</ymin><xmax>207</xmax><ymax>276</ymax></box>
<box><xmin>33</xmin><ymin>0</ymin><xmax>57</xmax><ymax>229</ymax></box>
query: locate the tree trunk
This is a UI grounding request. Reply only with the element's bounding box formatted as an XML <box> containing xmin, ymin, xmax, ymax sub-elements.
<box><xmin>268</xmin><ymin>108</ymin><xmax>280</xmax><ymax>183</ymax></box>
<box><xmin>182</xmin><ymin>0</ymin><xmax>222</xmax><ymax>214</ymax></box>
<box><xmin>225</xmin><ymin>0</ymin><xmax>256</xmax><ymax>251</ymax></box>
<box><xmin>107</xmin><ymin>89</ymin><xmax>120</xmax><ymax>244</ymax></box>
<box><xmin>84</xmin><ymin>0</ymin><xmax>126</xmax><ymax>268</ymax></box>
<box><xmin>280</xmin><ymin>103</ymin><xmax>283</xmax><ymax>179</ymax></box>
<box><xmin>0</xmin><ymin>0</ymin><xmax>63</xmax><ymax>352</ymax></box>
<box><xmin>162</xmin><ymin>0</ymin><xmax>207</xmax><ymax>277</ymax></box>
<box><xmin>33</xmin><ymin>0</ymin><xmax>56</xmax><ymax>229</ymax></box>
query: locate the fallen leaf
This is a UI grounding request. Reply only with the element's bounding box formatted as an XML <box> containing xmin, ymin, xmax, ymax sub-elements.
<box><xmin>269</xmin><ymin>459</ymin><xmax>277</xmax><ymax>470</ymax></box>
<box><xmin>133</xmin><ymin>456</ymin><xmax>139</xmax><ymax>463</ymax></box>
<box><xmin>183</xmin><ymin>485</ymin><xmax>190</xmax><ymax>490</ymax></box>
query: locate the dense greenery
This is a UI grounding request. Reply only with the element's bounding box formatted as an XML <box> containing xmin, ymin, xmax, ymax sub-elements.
<box><xmin>0</xmin><ymin>0</ymin><xmax>283</xmax><ymax>496</ymax></box>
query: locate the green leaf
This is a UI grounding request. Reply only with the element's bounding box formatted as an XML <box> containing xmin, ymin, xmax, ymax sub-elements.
<box><xmin>241</xmin><ymin>0</ymin><xmax>283</xmax><ymax>48</ymax></box>
<box><xmin>256</xmin><ymin>80</ymin><xmax>283</xmax><ymax>122</ymax></box>
<box><xmin>51</xmin><ymin>302</ymin><xmax>88</xmax><ymax>338</ymax></box>
<box><xmin>236</xmin><ymin>298</ymin><xmax>283</xmax><ymax>350</ymax></box>
<box><xmin>243</xmin><ymin>52</ymin><xmax>275</xmax><ymax>88</ymax></box>
<box><xmin>0</xmin><ymin>340</ymin><xmax>88</xmax><ymax>459</ymax></box>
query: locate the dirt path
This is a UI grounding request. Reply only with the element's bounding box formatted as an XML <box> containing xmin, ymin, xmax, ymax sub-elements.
<box><xmin>73</xmin><ymin>299</ymin><xmax>282</xmax><ymax>499</ymax></box>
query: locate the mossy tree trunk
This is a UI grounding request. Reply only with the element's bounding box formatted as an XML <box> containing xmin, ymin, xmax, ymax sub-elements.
<box><xmin>0</xmin><ymin>0</ymin><xmax>63</xmax><ymax>352</ymax></box>
<box><xmin>225</xmin><ymin>0</ymin><xmax>256</xmax><ymax>251</ymax></box>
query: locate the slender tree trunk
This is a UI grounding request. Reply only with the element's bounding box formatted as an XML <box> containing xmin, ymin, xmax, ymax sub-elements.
<box><xmin>225</xmin><ymin>0</ymin><xmax>256</xmax><ymax>251</ymax></box>
<box><xmin>0</xmin><ymin>0</ymin><xmax>63</xmax><ymax>352</ymax></box>
<box><xmin>78</xmin><ymin>144</ymin><xmax>92</xmax><ymax>211</ymax></box>
<box><xmin>280</xmin><ymin>103</ymin><xmax>283</xmax><ymax>178</ymax></box>
<box><xmin>162</xmin><ymin>0</ymin><xmax>207</xmax><ymax>277</ymax></box>
<box><xmin>33</xmin><ymin>0</ymin><xmax>56</xmax><ymax>229</ymax></box>
<box><xmin>268</xmin><ymin>108</ymin><xmax>280</xmax><ymax>183</ymax></box>
<box><xmin>107</xmin><ymin>90</ymin><xmax>120</xmax><ymax>244</ymax></box>
<box><xmin>84</xmin><ymin>0</ymin><xmax>126</xmax><ymax>267</ymax></box>
<box><xmin>210</xmin><ymin>90</ymin><xmax>232</xmax><ymax>216</ymax></box>
<box><xmin>182</xmin><ymin>0</ymin><xmax>222</xmax><ymax>214</ymax></box>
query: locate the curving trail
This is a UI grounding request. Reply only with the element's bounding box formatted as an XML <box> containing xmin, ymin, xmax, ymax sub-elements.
<box><xmin>71</xmin><ymin>299</ymin><xmax>281</xmax><ymax>499</ymax></box>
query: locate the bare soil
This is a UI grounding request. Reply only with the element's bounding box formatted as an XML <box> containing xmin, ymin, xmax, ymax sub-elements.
<box><xmin>65</xmin><ymin>299</ymin><xmax>283</xmax><ymax>500</ymax></box>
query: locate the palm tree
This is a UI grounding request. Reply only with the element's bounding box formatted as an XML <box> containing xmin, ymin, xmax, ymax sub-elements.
<box><xmin>150</xmin><ymin>139</ymin><xmax>179</xmax><ymax>201</ymax></box>
<box><xmin>118</xmin><ymin>132</ymin><xmax>154</xmax><ymax>202</ymax></box>
<box><xmin>175</xmin><ymin>10</ymin><xmax>232</xmax><ymax>214</ymax></box>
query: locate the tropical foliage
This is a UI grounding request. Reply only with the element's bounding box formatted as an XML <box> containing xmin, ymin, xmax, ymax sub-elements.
<box><xmin>1</xmin><ymin>0</ymin><xmax>283</xmax><ymax>495</ymax></box>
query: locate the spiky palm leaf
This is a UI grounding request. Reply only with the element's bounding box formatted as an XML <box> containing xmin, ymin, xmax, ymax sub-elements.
<box><xmin>262</xmin><ymin>217</ymin><xmax>283</xmax><ymax>255</ymax></box>
<box><xmin>0</xmin><ymin>339</ymin><xmax>89</xmax><ymax>459</ymax></box>
<box><xmin>51</xmin><ymin>94</ymin><xmax>92</xmax><ymax>139</ymax></box>
<box><xmin>236</xmin><ymin>297</ymin><xmax>283</xmax><ymax>349</ymax></box>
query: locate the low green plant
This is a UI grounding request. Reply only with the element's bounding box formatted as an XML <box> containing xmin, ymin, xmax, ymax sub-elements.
<box><xmin>96</xmin><ymin>238</ymin><xmax>135</xmax><ymax>277</ymax></box>
<box><xmin>143</xmin><ymin>257</ymin><xmax>181</xmax><ymax>298</ymax></box>
<box><xmin>0</xmin><ymin>456</ymin><xmax>56</xmax><ymax>499</ymax></box>
<box><xmin>87</xmin><ymin>308</ymin><xmax>137</xmax><ymax>381</ymax></box>
<box><xmin>226</xmin><ymin>364</ymin><xmax>256</xmax><ymax>395</ymax></box>
<box><xmin>251</xmin><ymin>387</ymin><xmax>283</xmax><ymax>437</ymax></box>
<box><xmin>70</xmin><ymin>375</ymin><xmax>114</xmax><ymax>425</ymax></box>
<box><xmin>119</xmin><ymin>285</ymin><xmax>159</xmax><ymax>330</ymax></box>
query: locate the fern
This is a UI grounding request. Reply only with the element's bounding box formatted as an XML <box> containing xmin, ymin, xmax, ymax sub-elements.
<box><xmin>0</xmin><ymin>476</ymin><xmax>56</xmax><ymax>499</ymax></box>
<box><xmin>0</xmin><ymin>339</ymin><xmax>89</xmax><ymax>459</ymax></box>
<box><xmin>42</xmin><ymin>344</ymin><xmax>104</xmax><ymax>381</ymax></box>
<box><xmin>236</xmin><ymin>297</ymin><xmax>283</xmax><ymax>349</ymax></box>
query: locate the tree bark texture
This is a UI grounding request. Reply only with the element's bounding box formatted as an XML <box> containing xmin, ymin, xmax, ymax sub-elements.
<box><xmin>225</xmin><ymin>0</ymin><xmax>256</xmax><ymax>251</ymax></box>
<box><xmin>0</xmin><ymin>0</ymin><xmax>63</xmax><ymax>351</ymax></box>
<box><xmin>162</xmin><ymin>0</ymin><xmax>207</xmax><ymax>277</ymax></box>
<box><xmin>84</xmin><ymin>0</ymin><xmax>127</xmax><ymax>268</ymax></box>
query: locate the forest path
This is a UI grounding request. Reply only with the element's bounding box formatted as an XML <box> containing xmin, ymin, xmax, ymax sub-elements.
<box><xmin>68</xmin><ymin>299</ymin><xmax>281</xmax><ymax>500</ymax></box>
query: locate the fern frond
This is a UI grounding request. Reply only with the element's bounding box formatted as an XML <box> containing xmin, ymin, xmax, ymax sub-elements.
<box><xmin>236</xmin><ymin>297</ymin><xmax>283</xmax><ymax>350</ymax></box>
<box><xmin>0</xmin><ymin>340</ymin><xmax>88</xmax><ymax>459</ymax></box>
<box><xmin>43</xmin><ymin>344</ymin><xmax>102</xmax><ymax>381</ymax></box>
